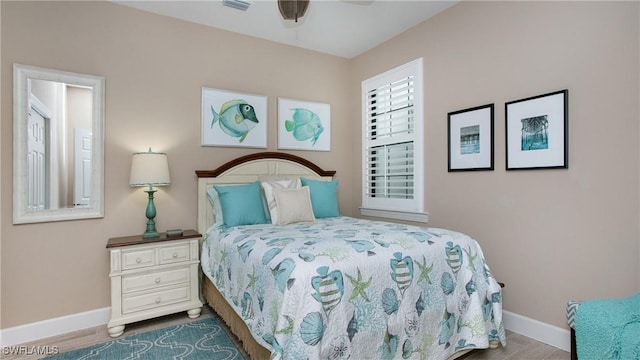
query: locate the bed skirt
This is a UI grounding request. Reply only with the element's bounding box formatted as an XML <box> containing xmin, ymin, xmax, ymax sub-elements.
<box><xmin>203</xmin><ymin>278</ymin><xmax>272</xmax><ymax>359</ymax></box>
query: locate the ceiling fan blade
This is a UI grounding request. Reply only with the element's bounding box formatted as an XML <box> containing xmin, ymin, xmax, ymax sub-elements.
<box><xmin>278</xmin><ymin>0</ymin><xmax>310</xmax><ymax>21</ymax></box>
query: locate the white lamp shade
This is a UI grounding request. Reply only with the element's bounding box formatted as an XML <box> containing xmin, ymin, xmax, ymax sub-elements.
<box><xmin>129</xmin><ymin>150</ymin><xmax>171</xmax><ymax>187</ymax></box>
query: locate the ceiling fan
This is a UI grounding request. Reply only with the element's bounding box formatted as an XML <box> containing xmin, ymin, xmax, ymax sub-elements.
<box><xmin>277</xmin><ymin>0</ymin><xmax>374</xmax><ymax>22</ymax></box>
<box><xmin>277</xmin><ymin>0</ymin><xmax>309</xmax><ymax>22</ymax></box>
<box><xmin>222</xmin><ymin>0</ymin><xmax>374</xmax><ymax>23</ymax></box>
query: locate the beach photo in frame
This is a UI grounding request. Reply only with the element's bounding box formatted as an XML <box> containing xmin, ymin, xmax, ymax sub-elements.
<box><xmin>505</xmin><ymin>89</ymin><xmax>568</xmax><ymax>170</ymax></box>
<box><xmin>201</xmin><ymin>87</ymin><xmax>267</xmax><ymax>148</ymax></box>
<box><xmin>447</xmin><ymin>104</ymin><xmax>494</xmax><ymax>171</ymax></box>
<box><xmin>277</xmin><ymin>98</ymin><xmax>331</xmax><ymax>151</ymax></box>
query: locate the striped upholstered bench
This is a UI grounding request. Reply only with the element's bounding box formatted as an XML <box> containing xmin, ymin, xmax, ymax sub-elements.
<box><xmin>566</xmin><ymin>300</ymin><xmax>582</xmax><ymax>360</ymax></box>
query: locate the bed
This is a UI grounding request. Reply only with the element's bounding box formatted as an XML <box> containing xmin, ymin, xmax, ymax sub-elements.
<box><xmin>196</xmin><ymin>152</ymin><xmax>505</xmax><ymax>360</ymax></box>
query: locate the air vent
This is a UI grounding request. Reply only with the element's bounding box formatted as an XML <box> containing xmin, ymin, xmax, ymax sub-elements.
<box><xmin>222</xmin><ymin>0</ymin><xmax>251</xmax><ymax>11</ymax></box>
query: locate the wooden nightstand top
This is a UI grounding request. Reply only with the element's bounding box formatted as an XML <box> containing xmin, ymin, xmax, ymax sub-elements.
<box><xmin>107</xmin><ymin>229</ymin><xmax>201</xmax><ymax>248</ymax></box>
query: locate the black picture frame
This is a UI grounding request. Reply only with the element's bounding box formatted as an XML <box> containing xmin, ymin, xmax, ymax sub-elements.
<box><xmin>505</xmin><ymin>90</ymin><xmax>568</xmax><ymax>170</ymax></box>
<box><xmin>447</xmin><ymin>104</ymin><xmax>494</xmax><ymax>172</ymax></box>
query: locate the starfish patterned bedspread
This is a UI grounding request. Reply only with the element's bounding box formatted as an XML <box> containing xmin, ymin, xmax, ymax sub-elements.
<box><xmin>201</xmin><ymin>216</ymin><xmax>506</xmax><ymax>360</ymax></box>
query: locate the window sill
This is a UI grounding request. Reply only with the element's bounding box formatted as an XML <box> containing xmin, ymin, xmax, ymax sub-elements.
<box><xmin>359</xmin><ymin>208</ymin><xmax>429</xmax><ymax>224</ymax></box>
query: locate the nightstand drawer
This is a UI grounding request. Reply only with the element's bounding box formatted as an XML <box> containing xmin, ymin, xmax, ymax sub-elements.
<box><xmin>122</xmin><ymin>267</ymin><xmax>190</xmax><ymax>293</ymax></box>
<box><xmin>158</xmin><ymin>243</ymin><xmax>190</xmax><ymax>265</ymax></box>
<box><xmin>122</xmin><ymin>285</ymin><xmax>191</xmax><ymax>314</ymax></box>
<box><xmin>121</xmin><ymin>248</ymin><xmax>156</xmax><ymax>270</ymax></box>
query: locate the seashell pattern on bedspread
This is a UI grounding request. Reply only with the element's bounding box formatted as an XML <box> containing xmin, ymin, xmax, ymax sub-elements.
<box><xmin>201</xmin><ymin>216</ymin><xmax>506</xmax><ymax>360</ymax></box>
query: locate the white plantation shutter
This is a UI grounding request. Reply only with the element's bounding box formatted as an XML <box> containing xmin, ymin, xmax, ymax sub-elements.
<box><xmin>367</xmin><ymin>142</ymin><xmax>414</xmax><ymax>199</ymax></box>
<box><xmin>361</xmin><ymin>58</ymin><xmax>426</xmax><ymax>222</ymax></box>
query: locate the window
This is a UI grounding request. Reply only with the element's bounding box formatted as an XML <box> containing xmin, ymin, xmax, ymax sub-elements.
<box><xmin>361</xmin><ymin>58</ymin><xmax>427</xmax><ymax>223</ymax></box>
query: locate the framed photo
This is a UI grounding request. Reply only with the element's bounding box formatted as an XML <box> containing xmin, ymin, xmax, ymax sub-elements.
<box><xmin>278</xmin><ymin>98</ymin><xmax>330</xmax><ymax>151</ymax></box>
<box><xmin>448</xmin><ymin>104</ymin><xmax>494</xmax><ymax>171</ymax></box>
<box><xmin>505</xmin><ymin>90</ymin><xmax>568</xmax><ymax>170</ymax></box>
<box><xmin>201</xmin><ymin>87</ymin><xmax>267</xmax><ymax>148</ymax></box>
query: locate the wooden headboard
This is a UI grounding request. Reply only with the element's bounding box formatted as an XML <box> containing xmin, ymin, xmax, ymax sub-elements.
<box><xmin>195</xmin><ymin>152</ymin><xmax>336</xmax><ymax>235</ymax></box>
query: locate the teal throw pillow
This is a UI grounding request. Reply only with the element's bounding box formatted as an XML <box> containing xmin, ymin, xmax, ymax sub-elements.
<box><xmin>300</xmin><ymin>177</ymin><xmax>340</xmax><ymax>218</ymax></box>
<box><xmin>214</xmin><ymin>181</ymin><xmax>268</xmax><ymax>227</ymax></box>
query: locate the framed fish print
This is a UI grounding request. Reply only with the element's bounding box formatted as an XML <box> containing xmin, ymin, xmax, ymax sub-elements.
<box><xmin>506</xmin><ymin>89</ymin><xmax>568</xmax><ymax>170</ymax></box>
<box><xmin>448</xmin><ymin>104</ymin><xmax>494</xmax><ymax>172</ymax></box>
<box><xmin>201</xmin><ymin>87</ymin><xmax>267</xmax><ymax>148</ymax></box>
<box><xmin>277</xmin><ymin>98</ymin><xmax>331</xmax><ymax>151</ymax></box>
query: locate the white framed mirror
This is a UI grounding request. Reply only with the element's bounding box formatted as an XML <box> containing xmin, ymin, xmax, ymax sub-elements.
<box><xmin>13</xmin><ymin>64</ymin><xmax>105</xmax><ymax>224</ymax></box>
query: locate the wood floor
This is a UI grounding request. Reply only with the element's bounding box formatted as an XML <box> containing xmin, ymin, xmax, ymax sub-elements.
<box><xmin>4</xmin><ymin>304</ymin><xmax>569</xmax><ymax>360</ymax></box>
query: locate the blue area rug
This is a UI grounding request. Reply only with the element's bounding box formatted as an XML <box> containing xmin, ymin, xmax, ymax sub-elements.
<box><xmin>43</xmin><ymin>317</ymin><xmax>246</xmax><ymax>360</ymax></box>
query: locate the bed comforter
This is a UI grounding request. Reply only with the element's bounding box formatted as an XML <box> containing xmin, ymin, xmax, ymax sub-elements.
<box><xmin>201</xmin><ymin>216</ymin><xmax>505</xmax><ymax>360</ymax></box>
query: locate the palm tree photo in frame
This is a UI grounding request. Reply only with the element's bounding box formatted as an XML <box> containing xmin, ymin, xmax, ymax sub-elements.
<box><xmin>277</xmin><ymin>98</ymin><xmax>331</xmax><ymax>151</ymax></box>
<box><xmin>201</xmin><ymin>87</ymin><xmax>267</xmax><ymax>148</ymax></box>
<box><xmin>447</xmin><ymin>104</ymin><xmax>494</xmax><ymax>171</ymax></box>
<box><xmin>505</xmin><ymin>89</ymin><xmax>568</xmax><ymax>170</ymax></box>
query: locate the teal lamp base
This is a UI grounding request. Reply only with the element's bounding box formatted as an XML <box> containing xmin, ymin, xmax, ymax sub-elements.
<box><xmin>142</xmin><ymin>188</ymin><xmax>160</xmax><ymax>239</ymax></box>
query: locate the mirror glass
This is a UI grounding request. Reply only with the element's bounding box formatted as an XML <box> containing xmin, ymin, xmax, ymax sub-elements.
<box><xmin>13</xmin><ymin>64</ymin><xmax>104</xmax><ymax>224</ymax></box>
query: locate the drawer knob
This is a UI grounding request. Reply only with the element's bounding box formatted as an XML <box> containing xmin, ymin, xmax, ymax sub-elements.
<box><xmin>172</xmin><ymin>253</ymin><xmax>178</xmax><ymax>259</ymax></box>
<box><xmin>155</xmin><ymin>278</ymin><xmax>161</xmax><ymax>284</ymax></box>
<box><xmin>155</xmin><ymin>297</ymin><xmax>161</xmax><ymax>304</ymax></box>
<box><xmin>136</xmin><ymin>258</ymin><xmax>142</xmax><ymax>264</ymax></box>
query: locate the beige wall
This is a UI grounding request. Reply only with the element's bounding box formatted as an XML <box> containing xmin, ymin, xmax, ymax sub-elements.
<box><xmin>1</xmin><ymin>0</ymin><xmax>638</xmax><ymax>334</ymax></box>
<box><xmin>0</xmin><ymin>1</ymin><xmax>351</xmax><ymax>328</ymax></box>
<box><xmin>351</xmin><ymin>1</ymin><xmax>640</xmax><ymax>328</ymax></box>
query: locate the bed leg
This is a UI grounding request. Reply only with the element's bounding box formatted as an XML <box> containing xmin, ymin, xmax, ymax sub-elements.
<box><xmin>571</xmin><ymin>328</ymin><xmax>577</xmax><ymax>360</ymax></box>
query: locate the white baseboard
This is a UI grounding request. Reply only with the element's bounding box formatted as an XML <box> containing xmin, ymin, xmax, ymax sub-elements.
<box><xmin>0</xmin><ymin>307</ymin><xmax>570</xmax><ymax>352</ymax></box>
<box><xmin>0</xmin><ymin>307</ymin><xmax>111</xmax><ymax>347</ymax></box>
<box><xmin>503</xmin><ymin>309</ymin><xmax>571</xmax><ymax>352</ymax></box>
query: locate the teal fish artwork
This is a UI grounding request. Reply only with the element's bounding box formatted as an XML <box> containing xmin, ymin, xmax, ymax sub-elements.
<box><xmin>441</xmin><ymin>272</ymin><xmax>456</xmax><ymax>295</ymax></box>
<box><xmin>237</xmin><ymin>240</ymin><xmax>256</xmax><ymax>262</ymax></box>
<box><xmin>311</xmin><ymin>266</ymin><xmax>344</xmax><ymax>316</ymax></box>
<box><xmin>215</xmin><ymin>265</ymin><xmax>224</xmax><ymax>284</ymax></box>
<box><xmin>346</xmin><ymin>239</ymin><xmax>375</xmax><ymax>253</ymax></box>
<box><xmin>262</xmin><ymin>247</ymin><xmax>283</xmax><ymax>265</ymax></box>
<box><xmin>438</xmin><ymin>309</ymin><xmax>456</xmax><ymax>348</ymax></box>
<box><xmin>271</xmin><ymin>258</ymin><xmax>296</xmax><ymax>292</ymax></box>
<box><xmin>403</xmin><ymin>339</ymin><xmax>414</xmax><ymax>359</ymax></box>
<box><xmin>465</xmin><ymin>278</ymin><xmax>476</xmax><ymax>296</ymax></box>
<box><xmin>445</xmin><ymin>241</ymin><xmax>463</xmax><ymax>275</ymax></box>
<box><xmin>298</xmin><ymin>252</ymin><xmax>316</xmax><ymax>262</ymax></box>
<box><xmin>415</xmin><ymin>293</ymin><xmax>426</xmax><ymax>316</ymax></box>
<box><xmin>390</xmin><ymin>252</ymin><xmax>414</xmax><ymax>295</ymax></box>
<box><xmin>381</xmin><ymin>328</ymin><xmax>399</xmax><ymax>360</ymax></box>
<box><xmin>267</xmin><ymin>237</ymin><xmax>296</xmax><ymax>247</ymax></box>
<box><xmin>262</xmin><ymin>333</ymin><xmax>283</xmax><ymax>358</ymax></box>
<box><xmin>241</xmin><ymin>292</ymin><xmax>253</xmax><ymax>319</ymax></box>
<box><xmin>347</xmin><ymin>311</ymin><xmax>358</xmax><ymax>341</ymax></box>
<box><xmin>284</xmin><ymin>108</ymin><xmax>324</xmax><ymax>146</ymax></box>
<box><xmin>210</xmin><ymin>100</ymin><xmax>259</xmax><ymax>142</ymax></box>
<box><xmin>482</xmin><ymin>298</ymin><xmax>492</xmax><ymax>321</ymax></box>
<box><xmin>409</xmin><ymin>231</ymin><xmax>433</xmax><ymax>244</ymax></box>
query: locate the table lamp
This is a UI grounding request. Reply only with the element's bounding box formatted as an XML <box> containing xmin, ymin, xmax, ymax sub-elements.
<box><xmin>129</xmin><ymin>149</ymin><xmax>171</xmax><ymax>239</ymax></box>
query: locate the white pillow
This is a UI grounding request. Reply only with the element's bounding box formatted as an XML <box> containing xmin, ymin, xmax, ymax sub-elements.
<box><xmin>206</xmin><ymin>187</ymin><xmax>224</xmax><ymax>228</ymax></box>
<box><xmin>261</xmin><ymin>178</ymin><xmax>300</xmax><ymax>224</ymax></box>
<box><xmin>273</xmin><ymin>186</ymin><xmax>315</xmax><ymax>225</ymax></box>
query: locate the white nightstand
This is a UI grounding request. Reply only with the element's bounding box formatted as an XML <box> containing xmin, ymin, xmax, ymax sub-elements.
<box><xmin>106</xmin><ymin>230</ymin><xmax>203</xmax><ymax>337</ymax></box>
